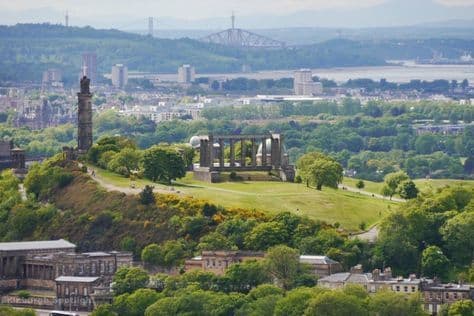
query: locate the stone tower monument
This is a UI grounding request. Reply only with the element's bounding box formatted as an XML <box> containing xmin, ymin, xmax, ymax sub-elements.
<box><xmin>77</xmin><ymin>76</ymin><xmax>93</xmax><ymax>153</ymax></box>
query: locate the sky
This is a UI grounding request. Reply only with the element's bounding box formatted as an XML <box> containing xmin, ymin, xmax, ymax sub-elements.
<box><xmin>1</xmin><ymin>0</ymin><xmax>474</xmax><ymax>28</ymax></box>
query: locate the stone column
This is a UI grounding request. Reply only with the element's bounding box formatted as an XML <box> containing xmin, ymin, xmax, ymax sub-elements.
<box><xmin>271</xmin><ymin>137</ymin><xmax>281</xmax><ymax>169</ymax></box>
<box><xmin>219</xmin><ymin>139</ymin><xmax>224</xmax><ymax>168</ymax></box>
<box><xmin>230</xmin><ymin>140</ymin><xmax>235</xmax><ymax>167</ymax></box>
<box><xmin>209</xmin><ymin>135</ymin><xmax>214</xmax><ymax>170</ymax></box>
<box><xmin>261</xmin><ymin>138</ymin><xmax>267</xmax><ymax>166</ymax></box>
<box><xmin>199</xmin><ymin>139</ymin><xmax>205</xmax><ymax>167</ymax></box>
<box><xmin>77</xmin><ymin>92</ymin><xmax>93</xmax><ymax>153</ymax></box>
<box><xmin>240</xmin><ymin>139</ymin><xmax>245</xmax><ymax>167</ymax></box>
<box><xmin>251</xmin><ymin>138</ymin><xmax>257</xmax><ymax>167</ymax></box>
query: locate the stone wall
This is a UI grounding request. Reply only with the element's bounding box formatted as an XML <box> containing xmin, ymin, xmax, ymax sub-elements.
<box><xmin>20</xmin><ymin>278</ymin><xmax>55</xmax><ymax>291</ymax></box>
<box><xmin>193</xmin><ymin>170</ymin><xmax>220</xmax><ymax>183</ymax></box>
<box><xmin>0</xmin><ymin>279</ymin><xmax>18</xmax><ymax>292</ymax></box>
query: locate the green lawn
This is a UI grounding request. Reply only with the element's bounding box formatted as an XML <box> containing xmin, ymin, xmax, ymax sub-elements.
<box><xmin>343</xmin><ymin>178</ymin><xmax>474</xmax><ymax>195</ymax></box>
<box><xmin>93</xmin><ymin>167</ymin><xmax>397</xmax><ymax>231</ymax></box>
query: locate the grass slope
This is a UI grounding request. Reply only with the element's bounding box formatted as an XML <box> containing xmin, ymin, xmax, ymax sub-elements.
<box><xmin>95</xmin><ymin>168</ymin><xmax>397</xmax><ymax>231</ymax></box>
<box><xmin>343</xmin><ymin>178</ymin><xmax>474</xmax><ymax>196</ymax></box>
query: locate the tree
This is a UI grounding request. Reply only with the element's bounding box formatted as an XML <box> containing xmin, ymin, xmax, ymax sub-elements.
<box><xmin>108</xmin><ymin>147</ymin><xmax>141</xmax><ymax>176</ymax></box>
<box><xmin>464</xmin><ymin>157</ymin><xmax>474</xmax><ymax>174</ymax></box>
<box><xmin>141</xmin><ymin>243</ymin><xmax>163</xmax><ymax>266</ymax></box>
<box><xmin>265</xmin><ymin>245</ymin><xmax>300</xmax><ymax>290</ymax></box>
<box><xmin>297</xmin><ymin>152</ymin><xmax>343</xmax><ymax>190</ymax></box>
<box><xmin>244</xmin><ymin>222</ymin><xmax>289</xmax><ymax>250</ymax></box>
<box><xmin>441</xmin><ymin>211</ymin><xmax>474</xmax><ymax>265</ymax></box>
<box><xmin>112</xmin><ymin>267</ymin><xmax>149</xmax><ymax>295</ymax></box>
<box><xmin>139</xmin><ymin>185</ymin><xmax>155</xmax><ymax>205</ymax></box>
<box><xmin>198</xmin><ymin>232</ymin><xmax>236</xmax><ymax>251</ymax></box>
<box><xmin>304</xmin><ymin>291</ymin><xmax>366</xmax><ymax>316</ymax></box>
<box><xmin>225</xmin><ymin>260</ymin><xmax>271</xmax><ymax>293</ymax></box>
<box><xmin>447</xmin><ymin>299</ymin><xmax>474</xmax><ymax>316</ymax></box>
<box><xmin>274</xmin><ymin>287</ymin><xmax>318</xmax><ymax>316</ymax></box>
<box><xmin>142</xmin><ymin>146</ymin><xmax>186</xmax><ymax>184</ymax></box>
<box><xmin>421</xmin><ymin>246</ymin><xmax>450</xmax><ymax>279</ymax></box>
<box><xmin>355</xmin><ymin>180</ymin><xmax>365</xmax><ymax>191</ymax></box>
<box><xmin>398</xmin><ymin>180</ymin><xmax>419</xmax><ymax>199</ymax></box>
<box><xmin>368</xmin><ymin>290</ymin><xmax>425</xmax><ymax>316</ymax></box>
<box><xmin>381</xmin><ymin>171</ymin><xmax>409</xmax><ymax>199</ymax></box>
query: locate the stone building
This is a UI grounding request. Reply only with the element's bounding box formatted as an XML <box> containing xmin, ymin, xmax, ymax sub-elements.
<box><xmin>318</xmin><ymin>265</ymin><xmax>423</xmax><ymax>294</ymax></box>
<box><xmin>299</xmin><ymin>255</ymin><xmax>343</xmax><ymax>277</ymax></box>
<box><xmin>185</xmin><ymin>251</ymin><xmax>265</xmax><ymax>275</ymax></box>
<box><xmin>185</xmin><ymin>251</ymin><xmax>341</xmax><ymax>277</ymax></box>
<box><xmin>422</xmin><ymin>282</ymin><xmax>474</xmax><ymax>315</ymax></box>
<box><xmin>0</xmin><ymin>239</ymin><xmax>133</xmax><ymax>311</ymax></box>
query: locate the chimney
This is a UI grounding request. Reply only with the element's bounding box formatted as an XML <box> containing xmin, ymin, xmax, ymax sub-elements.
<box><xmin>350</xmin><ymin>264</ymin><xmax>363</xmax><ymax>274</ymax></box>
<box><xmin>372</xmin><ymin>269</ymin><xmax>381</xmax><ymax>281</ymax></box>
<box><xmin>384</xmin><ymin>267</ymin><xmax>392</xmax><ymax>279</ymax></box>
<box><xmin>409</xmin><ymin>274</ymin><xmax>416</xmax><ymax>281</ymax></box>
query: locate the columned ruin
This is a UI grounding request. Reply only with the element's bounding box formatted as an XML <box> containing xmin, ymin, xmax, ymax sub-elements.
<box><xmin>192</xmin><ymin>134</ymin><xmax>295</xmax><ymax>183</ymax></box>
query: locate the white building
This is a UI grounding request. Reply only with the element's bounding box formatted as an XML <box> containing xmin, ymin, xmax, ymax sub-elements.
<box><xmin>294</xmin><ymin>69</ymin><xmax>323</xmax><ymax>96</ymax></box>
<box><xmin>111</xmin><ymin>64</ymin><xmax>128</xmax><ymax>88</ymax></box>
<box><xmin>178</xmin><ymin>65</ymin><xmax>196</xmax><ymax>84</ymax></box>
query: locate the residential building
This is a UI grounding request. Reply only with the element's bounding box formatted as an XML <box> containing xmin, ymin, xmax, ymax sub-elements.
<box><xmin>294</xmin><ymin>69</ymin><xmax>323</xmax><ymax>96</ymax></box>
<box><xmin>422</xmin><ymin>282</ymin><xmax>474</xmax><ymax>315</ymax></box>
<box><xmin>42</xmin><ymin>69</ymin><xmax>63</xmax><ymax>85</ymax></box>
<box><xmin>111</xmin><ymin>64</ymin><xmax>128</xmax><ymax>88</ymax></box>
<box><xmin>185</xmin><ymin>251</ymin><xmax>342</xmax><ymax>277</ymax></box>
<box><xmin>178</xmin><ymin>65</ymin><xmax>195</xmax><ymax>84</ymax></box>
<box><xmin>82</xmin><ymin>52</ymin><xmax>98</xmax><ymax>84</ymax></box>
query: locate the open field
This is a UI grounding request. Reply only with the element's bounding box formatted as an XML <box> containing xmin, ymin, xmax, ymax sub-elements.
<box><xmin>93</xmin><ymin>168</ymin><xmax>397</xmax><ymax>231</ymax></box>
<box><xmin>342</xmin><ymin>178</ymin><xmax>474</xmax><ymax>196</ymax></box>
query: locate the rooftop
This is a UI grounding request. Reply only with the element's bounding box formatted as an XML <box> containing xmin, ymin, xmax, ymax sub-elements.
<box><xmin>0</xmin><ymin>239</ymin><xmax>76</xmax><ymax>252</ymax></box>
<box><xmin>299</xmin><ymin>255</ymin><xmax>339</xmax><ymax>265</ymax></box>
<box><xmin>55</xmin><ymin>276</ymin><xmax>100</xmax><ymax>283</ymax></box>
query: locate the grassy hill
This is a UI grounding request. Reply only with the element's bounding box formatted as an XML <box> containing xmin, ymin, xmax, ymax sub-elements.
<box><xmin>343</xmin><ymin>177</ymin><xmax>474</xmax><ymax>196</ymax></box>
<box><xmin>94</xmin><ymin>168</ymin><xmax>397</xmax><ymax>231</ymax></box>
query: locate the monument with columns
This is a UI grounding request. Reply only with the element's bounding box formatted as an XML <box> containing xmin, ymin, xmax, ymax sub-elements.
<box><xmin>191</xmin><ymin>134</ymin><xmax>295</xmax><ymax>183</ymax></box>
<box><xmin>77</xmin><ymin>76</ymin><xmax>93</xmax><ymax>154</ymax></box>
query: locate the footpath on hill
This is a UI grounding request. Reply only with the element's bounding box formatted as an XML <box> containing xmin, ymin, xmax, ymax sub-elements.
<box><xmin>338</xmin><ymin>184</ymin><xmax>406</xmax><ymax>203</ymax></box>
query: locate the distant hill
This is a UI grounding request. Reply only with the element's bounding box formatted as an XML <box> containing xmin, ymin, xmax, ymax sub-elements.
<box><xmin>0</xmin><ymin>24</ymin><xmax>473</xmax><ymax>84</ymax></box>
<box><xmin>0</xmin><ymin>23</ymin><xmax>387</xmax><ymax>84</ymax></box>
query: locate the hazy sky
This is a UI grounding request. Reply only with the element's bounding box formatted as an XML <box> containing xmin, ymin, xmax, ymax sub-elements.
<box><xmin>2</xmin><ymin>0</ymin><xmax>474</xmax><ymax>19</ymax></box>
<box><xmin>1</xmin><ymin>0</ymin><xmax>474</xmax><ymax>29</ymax></box>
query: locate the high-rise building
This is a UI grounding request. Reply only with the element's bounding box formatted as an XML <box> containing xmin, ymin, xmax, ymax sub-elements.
<box><xmin>294</xmin><ymin>69</ymin><xmax>323</xmax><ymax>95</ymax></box>
<box><xmin>81</xmin><ymin>52</ymin><xmax>97</xmax><ymax>84</ymax></box>
<box><xmin>148</xmin><ymin>17</ymin><xmax>154</xmax><ymax>37</ymax></box>
<box><xmin>111</xmin><ymin>64</ymin><xmax>128</xmax><ymax>88</ymax></box>
<box><xmin>42</xmin><ymin>69</ymin><xmax>62</xmax><ymax>84</ymax></box>
<box><xmin>178</xmin><ymin>64</ymin><xmax>196</xmax><ymax>84</ymax></box>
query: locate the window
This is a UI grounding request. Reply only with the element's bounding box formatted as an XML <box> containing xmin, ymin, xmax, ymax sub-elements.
<box><xmin>65</xmin><ymin>287</ymin><xmax>69</xmax><ymax>295</ymax></box>
<box><xmin>446</xmin><ymin>293</ymin><xmax>449</xmax><ymax>299</ymax></box>
<box><xmin>84</xmin><ymin>287</ymin><xmax>88</xmax><ymax>296</ymax></box>
<box><xmin>396</xmin><ymin>286</ymin><xmax>400</xmax><ymax>292</ymax></box>
<box><xmin>411</xmin><ymin>286</ymin><xmax>416</xmax><ymax>292</ymax></box>
<box><xmin>91</xmin><ymin>263</ymin><xmax>96</xmax><ymax>274</ymax></box>
<box><xmin>404</xmin><ymin>286</ymin><xmax>408</xmax><ymax>292</ymax></box>
<box><xmin>453</xmin><ymin>293</ymin><xmax>458</xmax><ymax>299</ymax></box>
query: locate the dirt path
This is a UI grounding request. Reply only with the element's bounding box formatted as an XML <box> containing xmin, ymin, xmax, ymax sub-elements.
<box><xmin>86</xmin><ymin>167</ymin><xmax>179</xmax><ymax>196</ymax></box>
<box><xmin>350</xmin><ymin>226</ymin><xmax>379</xmax><ymax>243</ymax></box>
<box><xmin>338</xmin><ymin>184</ymin><xmax>405</xmax><ymax>203</ymax></box>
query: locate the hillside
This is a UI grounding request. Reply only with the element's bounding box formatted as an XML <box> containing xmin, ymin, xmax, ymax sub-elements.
<box><xmin>92</xmin><ymin>167</ymin><xmax>397</xmax><ymax>231</ymax></box>
<box><xmin>0</xmin><ymin>23</ymin><xmax>384</xmax><ymax>83</ymax></box>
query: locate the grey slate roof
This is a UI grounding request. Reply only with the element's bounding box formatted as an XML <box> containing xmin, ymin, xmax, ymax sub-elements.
<box><xmin>0</xmin><ymin>239</ymin><xmax>76</xmax><ymax>252</ymax></box>
<box><xmin>299</xmin><ymin>255</ymin><xmax>339</xmax><ymax>265</ymax></box>
<box><xmin>55</xmin><ymin>276</ymin><xmax>100</xmax><ymax>283</ymax></box>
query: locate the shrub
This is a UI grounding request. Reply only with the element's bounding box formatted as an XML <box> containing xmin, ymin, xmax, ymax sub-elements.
<box><xmin>17</xmin><ymin>290</ymin><xmax>31</xmax><ymax>299</ymax></box>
